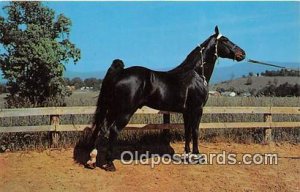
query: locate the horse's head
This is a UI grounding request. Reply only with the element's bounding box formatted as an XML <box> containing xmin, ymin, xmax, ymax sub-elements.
<box><xmin>213</xmin><ymin>26</ymin><xmax>246</xmax><ymax>61</ymax></box>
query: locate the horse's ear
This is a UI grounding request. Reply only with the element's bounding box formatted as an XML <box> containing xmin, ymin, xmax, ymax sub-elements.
<box><xmin>215</xmin><ymin>26</ymin><xmax>219</xmax><ymax>35</ymax></box>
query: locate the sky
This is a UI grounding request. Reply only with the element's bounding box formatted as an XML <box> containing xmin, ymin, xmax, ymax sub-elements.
<box><xmin>0</xmin><ymin>1</ymin><xmax>300</xmax><ymax>78</ymax></box>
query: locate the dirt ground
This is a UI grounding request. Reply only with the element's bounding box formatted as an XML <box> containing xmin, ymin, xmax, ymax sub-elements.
<box><xmin>0</xmin><ymin>142</ymin><xmax>299</xmax><ymax>192</ymax></box>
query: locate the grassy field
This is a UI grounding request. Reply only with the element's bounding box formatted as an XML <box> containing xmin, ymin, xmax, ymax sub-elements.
<box><xmin>0</xmin><ymin>93</ymin><xmax>6</xmax><ymax>109</ymax></box>
<box><xmin>0</xmin><ymin>92</ymin><xmax>299</xmax><ymax>151</ymax></box>
<box><xmin>63</xmin><ymin>91</ymin><xmax>300</xmax><ymax>107</ymax></box>
<box><xmin>1</xmin><ymin>91</ymin><xmax>300</xmax><ymax>108</ymax></box>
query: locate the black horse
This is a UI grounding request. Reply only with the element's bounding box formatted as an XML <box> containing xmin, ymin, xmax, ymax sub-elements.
<box><xmin>86</xmin><ymin>26</ymin><xmax>245</xmax><ymax>171</ymax></box>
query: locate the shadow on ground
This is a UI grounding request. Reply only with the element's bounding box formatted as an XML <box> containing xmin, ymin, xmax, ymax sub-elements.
<box><xmin>73</xmin><ymin>127</ymin><xmax>175</xmax><ymax>168</ymax></box>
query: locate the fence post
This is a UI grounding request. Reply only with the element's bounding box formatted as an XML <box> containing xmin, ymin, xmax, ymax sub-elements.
<box><xmin>163</xmin><ymin>113</ymin><xmax>170</xmax><ymax>124</ymax></box>
<box><xmin>162</xmin><ymin>113</ymin><xmax>171</xmax><ymax>144</ymax></box>
<box><xmin>264</xmin><ymin>113</ymin><xmax>273</xmax><ymax>143</ymax></box>
<box><xmin>50</xmin><ymin>115</ymin><xmax>60</xmax><ymax>148</ymax></box>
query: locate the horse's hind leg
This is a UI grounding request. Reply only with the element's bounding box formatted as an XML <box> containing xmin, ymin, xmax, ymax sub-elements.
<box><xmin>86</xmin><ymin>121</ymin><xmax>112</xmax><ymax>169</ymax></box>
<box><xmin>103</xmin><ymin>125</ymin><xmax>117</xmax><ymax>171</ymax></box>
<box><xmin>103</xmin><ymin>111</ymin><xmax>135</xmax><ymax>171</ymax></box>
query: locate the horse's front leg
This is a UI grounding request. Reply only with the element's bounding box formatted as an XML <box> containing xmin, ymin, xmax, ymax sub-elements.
<box><xmin>183</xmin><ymin>113</ymin><xmax>192</xmax><ymax>154</ymax></box>
<box><xmin>189</xmin><ymin>108</ymin><xmax>206</xmax><ymax>164</ymax></box>
<box><xmin>192</xmin><ymin>108</ymin><xmax>202</xmax><ymax>155</ymax></box>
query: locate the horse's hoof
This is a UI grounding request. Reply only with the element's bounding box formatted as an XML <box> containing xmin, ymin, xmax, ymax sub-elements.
<box><xmin>85</xmin><ymin>162</ymin><xmax>96</xmax><ymax>169</ymax></box>
<box><xmin>102</xmin><ymin>163</ymin><xmax>116</xmax><ymax>172</ymax></box>
<box><xmin>85</xmin><ymin>159</ymin><xmax>97</xmax><ymax>169</ymax></box>
<box><xmin>192</xmin><ymin>154</ymin><xmax>206</xmax><ymax>164</ymax></box>
<box><xmin>181</xmin><ymin>152</ymin><xmax>191</xmax><ymax>160</ymax></box>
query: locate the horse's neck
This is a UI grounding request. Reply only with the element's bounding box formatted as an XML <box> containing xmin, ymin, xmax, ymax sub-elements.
<box><xmin>168</xmin><ymin>47</ymin><xmax>201</xmax><ymax>73</ymax></box>
<box><xmin>169</xmin><ymin>45</ymin><xmax>217</xmax><ymax>83</ymax></box>
<box><xmin>175</xmin><ymin>46</ymin><xmax>217</xmax><ymax>83</ymax></box>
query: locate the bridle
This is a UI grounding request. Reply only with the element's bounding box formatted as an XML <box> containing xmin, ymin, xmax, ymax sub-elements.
<box><xmin>198</xmin><ymin>33</ymin><xmax>222</xmax><ymax>86</ymax></box>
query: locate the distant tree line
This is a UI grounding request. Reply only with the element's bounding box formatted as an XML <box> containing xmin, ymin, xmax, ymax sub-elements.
<box><xmin>0</xmin><ymin>77</ymin><xmax>103</xmax><ymax>95</ymax></box>
<box><xmin>261</xmin><ymin>69</ymin><xmax>300</xmax><ymax>77</ymax></box>
<box><xmin>214</xmin><ymin>81</ymin><xmax>299</xmax><ymax>97</ymax></box>
<box><xmin>257</xmin><ymin>82</ymin><xmax>300</xmax><ymax>97</ymax></box>
<box><xmin>64</xmin><ymin>77</ymin><xmax>103</xmax><ymax>90</ymax></box>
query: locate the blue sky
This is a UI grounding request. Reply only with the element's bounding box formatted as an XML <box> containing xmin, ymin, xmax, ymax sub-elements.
<box><xmin>1</xmin><ymin>1</ymin><xmax>300</xmax><ymax>78</ymax></box>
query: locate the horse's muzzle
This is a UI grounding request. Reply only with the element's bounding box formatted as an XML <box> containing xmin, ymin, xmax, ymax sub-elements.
<box><xmin>235</xmin><ymin>51</ymin><xmax>246</xmax><ymax>61</ymax></box>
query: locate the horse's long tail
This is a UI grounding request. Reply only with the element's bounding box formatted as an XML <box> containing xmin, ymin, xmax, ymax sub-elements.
<box><xmin>91</xmin><ymin>59</ymin><xmax>125</xmax><ymax>142</ymax></box>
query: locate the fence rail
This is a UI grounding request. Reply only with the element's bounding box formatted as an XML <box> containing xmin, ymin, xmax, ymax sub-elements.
<box><xmin>1</xmin><ymin>106</ymin><xmax>299</xmax><ymax>146</ymax></box>
<box><xmin>1</xmin><ymin>106</ymin><xmax>299</xmax><ymax>117</ymax></box>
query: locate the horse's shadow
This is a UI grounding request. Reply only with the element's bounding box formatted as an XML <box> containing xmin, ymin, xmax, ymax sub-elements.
<box><xmin>73</xmin><ymin>127</ymin><xmax>175</xmax><ymax>168</ymax></box>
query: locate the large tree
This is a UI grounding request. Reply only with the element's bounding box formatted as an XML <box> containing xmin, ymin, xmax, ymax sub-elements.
<box><xmin>0</xmin><ymin>2</ymin><xmax>80</xmax><ymax>107</ymax></box>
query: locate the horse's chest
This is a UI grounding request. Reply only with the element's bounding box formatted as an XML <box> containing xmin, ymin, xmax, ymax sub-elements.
<box><xmin>184</xmin><ymin>77</ymin><xmax>209</xmax><ymax>105</ymax></box>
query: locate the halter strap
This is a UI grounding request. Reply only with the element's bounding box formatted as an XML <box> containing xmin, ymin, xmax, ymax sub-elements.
<box><xmin>215</xmin><ymin>34</ymin><xmax>222</xmax><ymax>58</ymax></box>
<box><xmin>199</xmin><ymin>47</ymin><xmax>207</xmax><ymax>86</ymax></box>
<box><xmin>217</xmin><ymin>33</ymin><xmax>223</xmax><ymax>40</ymax></box>
<box><xmin>198</xmin><ymin>34</ymin><xmax>222</xmax><ymax>86</ymax></box>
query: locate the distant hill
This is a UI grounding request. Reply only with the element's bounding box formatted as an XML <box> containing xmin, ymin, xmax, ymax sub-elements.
<box><xmin>211</xmin><ymin>62</ymin><xmax>299</xmax><ymax>83</ymax></box>
<box><xmin>211</xmin><ymin>76</ymin><xmax>300</xmax><ymax>92</ymax></box>
<box><xmin>64</xmin><ymin>70</ymin><xmax>106</xmax><ymax>80</ymax></box>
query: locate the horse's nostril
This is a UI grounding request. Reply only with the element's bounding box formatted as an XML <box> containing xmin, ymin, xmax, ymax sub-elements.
<box><xmin>235</xmin><ymin>52</ymin><xmax>245</xmax><ymax>61</ymax></box>
<box><xmin>236</xmin><ymin>51</ymin><xmax>245</xmax><ymax>57</ymax></box>
<box><xmin>241</xmin><ymin>50</ymin><xmax>246</xmax><ymax>56</ymax></box>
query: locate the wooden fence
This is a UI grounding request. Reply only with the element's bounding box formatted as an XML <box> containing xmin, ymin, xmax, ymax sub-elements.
<box><xmin>1</xmin><ymin>106</ymin><xmax>299</xmax><ymax>146</ymax></box>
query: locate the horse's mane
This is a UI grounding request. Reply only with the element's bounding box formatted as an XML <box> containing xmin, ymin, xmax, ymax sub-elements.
<box><xmin>168</xmin><ymin>35</ymin><xmax>214</xmax><ymax>74</ymax></box>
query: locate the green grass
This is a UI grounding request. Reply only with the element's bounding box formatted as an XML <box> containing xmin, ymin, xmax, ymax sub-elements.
<box><xmin>2</xmin><ymin>91</ymin><xmax>299</xmax><ymax>108</ymax></box>
<box><xmin>65</xmin><ymin>91</ymin><xmax>300</xmax><ymax>107</ymax></box>
<box><xmin>0</xmin><ymin>93</ymin><xmax>7</xmax><ymax>109</ymax></box>
<box><xmin>64</xmin><ymin>91</ymin><xmax>300</xmax><ymax>107</ymax></box>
